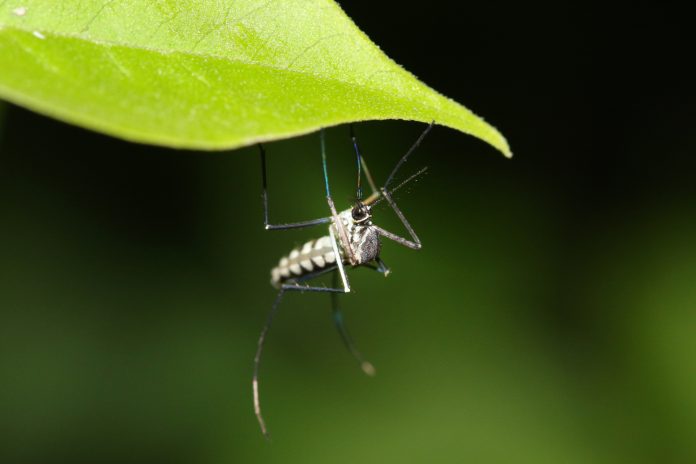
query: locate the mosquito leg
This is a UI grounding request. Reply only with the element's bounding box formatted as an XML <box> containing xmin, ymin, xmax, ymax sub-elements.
<box><xmin>374</xmin><ymin>225</ymin><xmax>421</xmax><ymax>250</ymax></box>
<box><xmin>375</xmin><ymin>256</ymin><xmax>391</xmax><ymax>276</ymax></box>
<box><xmin>374</xmin><ymin>188</ymin><xmax>422</xmax><ymax>250</ymax></box>
<box><xmin>356</xmin><ymin>261</ymin><xmax>387</xmax><ymax>275</ymax></box>
<box><xmin>259</xmin><ymin>143</ymin><xmax>332</xmax><ymax>230</ymax></box>
<box><xmin>329</xmin><ymin>226</ymin><xmax>351</xmax><ymax>292</ymax></box>
<box><xmin>253</xmin><ymin>282</ymin><xmax>348</xmax><ymax>439</ymax></box>
<box><xmin>357</xmin><ymin>259</ymin><xmax>390</xmax><ymax>275</ymax></box>
<box><xmin>331</xmin><ymin>271</ymin><xmax>376</xmax><ymax>376</ymax></box>
<box><xmin>320</xmin><ymin>130</ymin><xmax>355</xmax><ymax>265</ymax></box>
<box><xmin>253</xmin><ymin>288</ymin><xmax>284</xmax><ymax>440</ymax></box>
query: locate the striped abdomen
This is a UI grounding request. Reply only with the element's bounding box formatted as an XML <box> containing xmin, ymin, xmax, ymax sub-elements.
<box><xmin>271</xmin><ymin>236</ymin><xmax>339</xmax><ymax>287</ymax></box>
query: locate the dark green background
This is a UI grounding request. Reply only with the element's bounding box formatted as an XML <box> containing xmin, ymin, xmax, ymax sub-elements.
<box><xmin>1</xmin><ymin>2</ymin><xmax>694</xmax><ymax>463</ymax></box>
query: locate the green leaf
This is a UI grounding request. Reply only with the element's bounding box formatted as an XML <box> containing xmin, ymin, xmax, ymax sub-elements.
<box><xmin>0</xmin><ymin>1</ymin><xmax>511</xmax><ymax>157</ymax></box>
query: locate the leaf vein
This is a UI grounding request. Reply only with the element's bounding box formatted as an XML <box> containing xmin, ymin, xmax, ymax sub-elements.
<box><xmin>286</xmin><ymin>32</ymin><xmax>346</xmax><ymax>70</ymax></box>
<box><xmin>147</xmin><ymin>8</ymin><xmax>182</xmax><ymax>42</ymax></box>
<box><xmin>81</xmin><ymin>0</ymin><xmax>118</xmax><ymax>34</ymax></box>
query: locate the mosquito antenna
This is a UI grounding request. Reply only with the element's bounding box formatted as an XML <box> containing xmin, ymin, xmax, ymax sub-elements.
<box><xmin>370</xmin><ymin>166</ymin><xmax>428</xmax><ymax>208</ymax></box>
<box><xmin>383</xmin><ymin>121</ymin><xmax>434</xmax><ymax>191</ymax></box>
<box><xmin>350</xmin><ymin>125</ymin><xmax>363</xmax><ymax>201</ymax></box>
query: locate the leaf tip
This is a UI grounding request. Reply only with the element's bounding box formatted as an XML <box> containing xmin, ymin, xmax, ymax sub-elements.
<box><xmin>481</xmin><ymin>122</ymin><xmax>513</xmax><ymax>159</ymax></box>
<box><xmin>500</xmin><ymin>139</ymin><xmax>513</xmax><ymax>159</ymax></box>
<box><xmin>486</xmin><ymin>129</ymin><xmax>512</xmax><ymax>158</ymax></box>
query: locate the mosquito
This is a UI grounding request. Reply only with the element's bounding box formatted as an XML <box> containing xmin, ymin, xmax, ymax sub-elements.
<box><xmin>253</xmin><ymin>122</ymin><xmax>434</xmax><ymax>438</ymax></box>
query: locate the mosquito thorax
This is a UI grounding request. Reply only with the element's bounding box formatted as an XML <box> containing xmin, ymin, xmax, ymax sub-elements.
<box><xmin>333</xmin><ymin>203</ymin><xmax>380</xmax><ymax>266</ymax></box>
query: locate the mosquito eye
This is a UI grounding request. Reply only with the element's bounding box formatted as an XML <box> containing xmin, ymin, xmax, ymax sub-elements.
<box><xmin>351</xmin><ymin>207</ymin><xmax>364</xmax><ymax>220</ymax></box>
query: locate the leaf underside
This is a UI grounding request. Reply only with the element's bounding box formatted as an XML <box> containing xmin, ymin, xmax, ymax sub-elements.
<box><xmin>0</xmin><ymin>1</ymin><xmax>511</xmax><ymax>157</ymax></box>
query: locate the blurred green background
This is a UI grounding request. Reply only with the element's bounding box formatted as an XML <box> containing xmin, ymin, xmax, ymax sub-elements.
<box><xmin>1</xmin><ymin>2</ymin><xmax>695</xmax><ymax>464</ymax></box>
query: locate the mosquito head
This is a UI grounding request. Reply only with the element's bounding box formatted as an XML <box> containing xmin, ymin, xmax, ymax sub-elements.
<box><xmin>351</xmin><ymin>202</ymin><xmax>372</xmax><ymax>224</ymax></box>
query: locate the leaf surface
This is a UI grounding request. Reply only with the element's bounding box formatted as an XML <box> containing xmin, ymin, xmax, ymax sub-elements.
<box><xmin>0</xmin><ymin>1</ymin><xmax>510</xmax><ymax>156</ymax></box>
